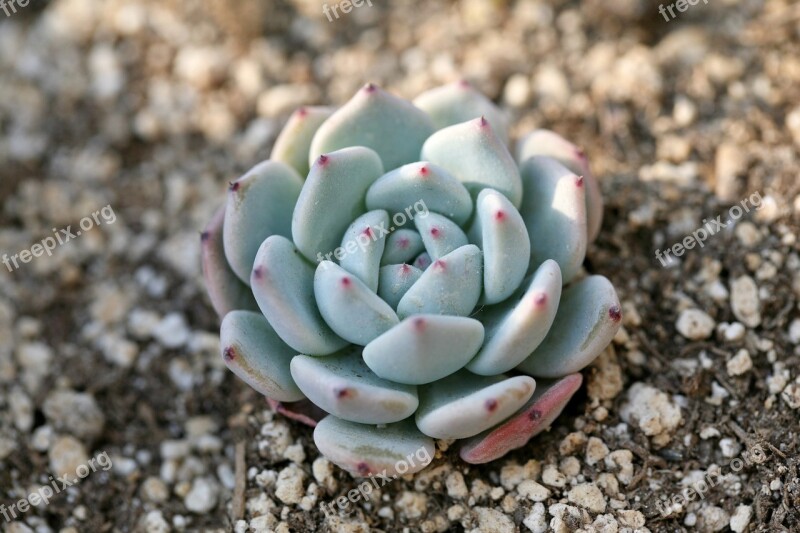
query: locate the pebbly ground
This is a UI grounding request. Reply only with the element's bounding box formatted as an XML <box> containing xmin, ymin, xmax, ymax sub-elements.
<box><xmin>1</xmin><ymin>0</ymin><xmax>799</xmax><ymax>532</ymax></box>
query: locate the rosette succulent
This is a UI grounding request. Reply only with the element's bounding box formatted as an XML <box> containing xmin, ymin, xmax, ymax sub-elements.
<box><xmin>201</xmin><ymin>81</ymin><xmax>621</xmax><ymax>477</ymax></box>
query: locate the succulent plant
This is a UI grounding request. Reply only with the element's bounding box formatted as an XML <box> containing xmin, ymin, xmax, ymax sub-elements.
<box><xmin>201</xmin><ymin>81</ymin><xmax>621</xmax><ymax>477</ymax></box>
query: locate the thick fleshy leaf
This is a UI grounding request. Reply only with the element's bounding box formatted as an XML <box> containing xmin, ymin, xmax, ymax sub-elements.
<box><xmin>467</xmin><ymin>260</ymin><xmax>562</xmax><ymax>375</ymax></box>
<box><xmin>224</xmin><ymin>160</ymin><xmax>304</xmax><ymax>284</ymax></box>
<box><xmin>251</xmin><ymin>236</ymin><xmax>348</xmax><ymax>355</ymax></box>
<box><xmin>292</xmin><ymin>146</ymin><xmax>384</xmax><ymax>263</ymax></box>
<box><xmin>517</xmin><ymin>275</ymin><xmax>621</xmax><ymax>378</ymax></box>
<box><xmin>267</xmin><ymin>398</ymin><xmax>326</xmax><ymax>427</ymax></box>
<box><xmin>309</xmin><ymin>83</ymin><xmax>435</xmax><ymax>170</ymax></box>
<box><xmin>338</xmin><ymin>210</ymin><xmax>389</xmax><ymax>292</ymax></box>
<box><xmin>397</xmin><ymin>245</ymin><xmax>482</xmax><ymax>319</ymax></box>
<box><xmin>421</xmin><ymin>117</ymin><xmax>522</xmax><ymax>208</ymax></box>
<box><xmin>414</xmin><ymin>80</ymin><xmax>510</xmax><ymax>144</ymax></box>
<box><xmin>291</xmin><ymin>350</ymin><xmax>418</xmax><ymax>424</ymax></box>
<box><xmin>519</xmin><ymin>156</ymin><xmax>587</xmax><ymax>283</ymax></box>
<box><xmin>468</xmin><ymin>188</ymin><xmax>530</xmax><ymax>304</ymax></box>
<box><xmin>363</xmin><ymin>314</ymin><xmax>484</xmax><ymax>385</ymax></box>
<box><xmin>314</xmin><ymin>416</ymin><xmax>435</xmax><ymax>477</ymax></box>
<box><xmin>517</xmin><ymin>129</ymin><xmax>603</xmax><ymax>242</ymax></box>
<box><xmin>460</xmin><ymin>374</ymin><xmax>584</xmax><ymax>464</ymax></box>
<box><xmin>200</xmin><ymin>205</ymin><xmax>259</xmax><ymax>318</ymax></box>
<box><xmin>378</xmin><ymin>264</ymin><xmax>423</xmax><ymax>309</ymax></box>
<box><xmin>314</xmin><ymin>261</ymin><xmax>399</xmax><ymax>346</ymax></box>
<box><xmin>220</xmin><ymin>311</ymin><xmax>304</xmax><ymax>402</ymax></box>
<box><xmin>366</xmin><ymin>162</ymin><xmax>473</xmax><ymax>226</ymax></box>
<box><xmin>381</xmin><ymin>229</ymin><xmax>424</xmax><ymax>266</ymax></box>
<box><xmin>415</xmin><ymin>371</ymin><xmax>536</xmax><ymax>439</ymax></box>
<box><xmin>415</xmin><ymin>212</ymin><xmax>468</xmax><ymax>261</ymax></box>
<box><xmin>413</xmin><ymin>252</ymin><xmax>432</xmax><ymax>270</ymax></box>
<box><xmin>271</xmin><ymin>106</ymin><xmax>335</xmax><ymax>177</ymax></box>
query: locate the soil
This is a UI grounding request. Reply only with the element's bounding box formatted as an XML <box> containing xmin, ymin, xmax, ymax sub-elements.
<box><xmin>1</xmin><ymin>1</ymin><xmax>799</xmax><ymax>532</ymax></box>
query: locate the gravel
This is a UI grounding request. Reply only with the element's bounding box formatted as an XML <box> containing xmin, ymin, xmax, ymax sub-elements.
<box><xmin>1</xmin><ymin>0</ymin><xmax>799</xmax><ymax>531</ymax></box>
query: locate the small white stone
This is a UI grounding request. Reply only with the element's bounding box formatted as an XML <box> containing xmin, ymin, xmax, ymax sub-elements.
<box><xmin>43</xmin><ymin>390</ymin><xmax>105</xmax><ymax>440</ymax></box>
<box><xmin>726</xmin><ymin>349</ymin><xmax>753</xmax><ymax>376</ymax></box>
<box><xmin>767</xmin><ymin>364</ymin><xmax>790</xmax><ymax>394</ymax></box>
<box><xmin>567</xmin><ymin>483</ymin><xmax>606</xmax><ymax>513</ymax></box>
<box><xmin>113</xmin><ymin>455</ymin><xmax>139</xmax><ymax>476</ymax></box>
<box><xmin>729</xmin><ymin>505</ymin><xmax>752</xmax><ymax>532</ymax></box>
<box><xmin>499</xmin><ymin>463</ymin><xmax>525</xmax><ymax>490</ymax></box>
<box><xmin>676</xmin><ymin>309</ymin><xmax>715</xmax><ymax>340</ymax></box>
<box><xmin>282</xmin><ymin>443</ymin><xmax>305</xmax><ymax>464</ymax></box>
<box><xmin>605</xmin><ymin>450</ymin><xmax>634</xmax><ymax>485</ymax></box>
<box><xmin>558</xmin><ymin>432</ymin><xmax>587</xmax><ymax>455</ymax></box>
<box><xmin>706</xmin><ymin>280</ymin><xmax>729</xmax><ymax>302</ymax></box>
<box><xmin>275</xmin><ymin>464</ymin><xmax>306</xmax><ymax>505</ymax></box>
<box><xmin>472</xmin><ymin>507</ymin><xmax>515</xmax><ymax>533</ymax></box>
<box><xmin>184</xmin><ymin>477</ymin><xmax>219</xmax><ymax>514</ymax></box>
<box><xmin>721</xmin><ymin>322</ymin><xmax>746</xmax><ymax>342</ymax></box>
<box><xmin>489</xmin><ymin>486</ymin><xmax>505</xmax><ymax>500</ymax></box>
<box><xmin>522</xmin><ymin>502</ymin><xmax>548</xmax><ymax>533</ymax></box>
<box><xmin>128</xmin><ymin>309</ymin><xmax>161</xmax><ymax>339</ymax></box>
<box><xmin>541</xmin><ymin>464</ymin><xmax>566</xmax><ymax>488</ymax></box>
<box><xmin>789</xmin><ymin>319</ymin><xmax>800</xmax><ymax>344</ymax></box>
<box><xmin>591</xmin><ymin>513</ymin><xmax>618</xmax><ymax>533</ymax></box>
<box><xmin>503</xmin><ymin>73</ymin><xmax>531</xmax><ymax>107</ymax></box>
<box><xmin>49</xmin><ymin>435</ymin><xmax>89</xmax><ymax>479</ymax></box>
<box><xmin>734</xmin><ymin>221</ymin><xmax>761</xmax><ymax>247</ymax></box>
<box><xmin>617</xmin><ymin>509</ymin><xmax>645</xmax><ymax>528</ymax></box>
<box><xmin>516</xmin><ymin>480</ymin><xmax>550</xmax><ymax>502</ymax></box>
<box><xmin>706</xmin><ymin>381</ymin><xmax>731</xmax><ymax>405</ymax></box>
<box><xmin>446</xmin><ymin>471</ymin><xmax>469</xmax><ymax>499</ymax></box>
<box><xmin>620</xmin><ymin>383</ymin><xmax>683</xmax><ymax>444</ymax></box>
<box><xmin>673</xmin><ymin>97</ymin><xmax>697</xmax><ymax>126</ymax></box>
<box><xmin>730</xmin><ymin>276</ymin><xmax>761</xmax><ymax>328</ymax></box>
<box><xmin>585</xmin><ymin>437</ymin><xmax>610</xmax><ymax>466</ymax></box>
<box><xmin>152</xmin><ymin>312</ymin><xmax>191</xmax><ymax>349</ymax></box>
<box><xmin>141</xmin><ymin>510</ymin><xmax>170</xmax><ymax>533</ymax></box>
<box><xmin>559</xmin><ymin>456</ymin><xmax>581</xmax><ymax>478</ymax></box>
<box><xmin>719</xmin><ymin>437</ymin><xmax>742</xmax><ymax>458</ymax></box>
<box><xmin>160</xmin><ymin>439</ymin><xmax>191</xmax><ymax>460</ymax></box>
<box><xmin>699</xmin><ymin>505</ymin><xmax>730</xmax><ymax>532</ymax></box>
<box><xmin>31</xmin><ymin>424</ymin><xmax>55</xmax><ymax>452</ymax></box>
<box><xmin>141</xmin><ymin>476</ymin><xmax>169</xmax><ymax>503</ymax></box>
<box><xmin>781</xmin><ymin>382</ymin><xmax>800</xmax><ymax>409</ymax></box>
<box><xmin>312</xmin><ymin>457</ymin><xmax>334</xmax><ymax>488</ymax></box>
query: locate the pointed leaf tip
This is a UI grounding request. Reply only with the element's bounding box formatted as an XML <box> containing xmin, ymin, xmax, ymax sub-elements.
<box><xmin>460</xmin><ymin>373</ymin><xmax>583</xmax><ymax>464</ymax></box>
<box><xmin>517</xmin><ymin>275</ymin><xmax>621</xmax><ymax>378</ymax></box>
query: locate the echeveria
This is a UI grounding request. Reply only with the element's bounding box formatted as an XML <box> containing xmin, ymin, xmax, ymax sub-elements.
<box><xmin>201</xmin><ymin>81</ymin><xmax>621</xmax><ymax>476</ymax></box>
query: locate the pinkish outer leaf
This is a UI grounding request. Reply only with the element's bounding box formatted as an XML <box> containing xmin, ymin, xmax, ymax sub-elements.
<box><xmin>459</xmin><ymin>373</ymin><xmax>583</xmax><ymax>464</ymax></box>
<box><xmin>201</xmin><ymin>204</ymin><xmax>258</xmax><ymax>319</ymax></box>
<box><xmin>267</xmin><ymin>398</ymin><xmax>327</xmax><ymax>428</ymax></box>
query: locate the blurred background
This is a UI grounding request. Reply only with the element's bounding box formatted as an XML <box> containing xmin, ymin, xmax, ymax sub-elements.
<box><xmin>1</xmin><ymin>0</ymin><xmax>799</xmax><ymax>531</ymax></box>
